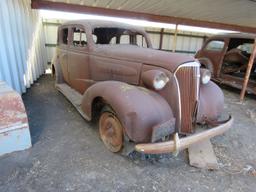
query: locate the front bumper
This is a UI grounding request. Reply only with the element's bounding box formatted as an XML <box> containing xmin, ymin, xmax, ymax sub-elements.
<box><xmin>135</xmin><ymin>116</ymin><xmax>233</xmax><ymax>154</ymax></box>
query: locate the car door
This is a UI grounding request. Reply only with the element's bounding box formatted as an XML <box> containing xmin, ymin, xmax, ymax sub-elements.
<box><xmin>196</xmin><ymin>39</ymin><xmax>227</xmax><ymax>77</ymax></box>
<box><xmin>58</xmin><ymin>26</ymin><xmax>69</xmax><ymax>84</ymax></box>
<box><xmin>68</xmin><ymin>25</ymin><xmax>90</xmax><ymax>94</ymax></box>
<box><xmin>89</xmin><ymin>31</ymin><xmax>142</xmax><ymax>85</ymax></box>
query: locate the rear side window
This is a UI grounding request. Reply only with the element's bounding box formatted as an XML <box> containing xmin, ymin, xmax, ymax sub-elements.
<box><xmin>110</xmin><ymin>37</ymin><xmax>117</xmax><ymax>44</ymax></box>
<box><xmin>136</xmin><ymin>34</ymin><xmax>147</xmax><ymax>48</ymax></box>
<box><xmin>72</xmin><ymin>27</ymin><xmax>87</xmax><ymax>47</ymax></box>
<box><xmin>205</xmin><ymin>40</ymin><xmax>225</xmax><ymax>51</ymax></box>
<box><xmin>120</xmin><ymin>35</ymin><xmax>129</xmax><ymax>44</ymax></box>
<box><xmin>60</xmin><ymin>28</ymin><xmax>68</xmax><ymax>45</ymax></box>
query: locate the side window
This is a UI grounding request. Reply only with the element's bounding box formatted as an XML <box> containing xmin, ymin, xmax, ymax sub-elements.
<box><xmin>92</xmin><ymin>34</ymin><xmax>97</xmax><ymax>43</ymax></box>
<box><xmin>205</xmin><ymin>40</ymin><xmax>225</xmax><ymax>51</ymax></box>
<box><xmin>136</xmin><ymin>34</ymin><xmax>147</xmax><ymax>48</ymax></box>
<box><xmin>120</xmin><ymin>35</ymin><xmax>129</xmax><ymax>44</ymax></box>
<box><xmin>72</xmin><ymin>27</ymin><xmax>87</xmax><ymax>47</ymax></box>
<box><xmin>61</xmin><ymin>28</ymin><xmax>68</xmax><ymax>45</ymax></box>
<box><xmin>110</xmin><ymin>37</ymin><xmax>117</xmax><ymax>44</ymax></box>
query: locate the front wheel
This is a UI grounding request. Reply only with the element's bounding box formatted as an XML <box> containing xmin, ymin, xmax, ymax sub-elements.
<box><xmin>99</xmin><ymin>110</ymin><xmax>123</xmax><ymax>153</ymax></box>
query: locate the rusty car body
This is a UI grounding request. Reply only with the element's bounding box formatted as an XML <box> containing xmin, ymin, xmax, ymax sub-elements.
<box><xmin>195</xmin><ymin>33</ymin><xmax>256</xmax><ymax>94</ymax></box>
<box><xmin>52</xmin><ymin>20</ymin><xmax>233</xmax><ymax>154</ymax></box>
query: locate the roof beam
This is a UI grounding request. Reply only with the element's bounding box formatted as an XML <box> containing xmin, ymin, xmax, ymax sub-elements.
<box><xmin>31</xmin><ymin>0</ymin><xmax>256</xmax><ymax>33</ymax></box>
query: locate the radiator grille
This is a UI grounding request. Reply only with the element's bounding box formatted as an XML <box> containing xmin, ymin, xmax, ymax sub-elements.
<box><xmin>175</xmin><ymin>66</ymin><xmax>199</xmax><ymax>134</ymax></box>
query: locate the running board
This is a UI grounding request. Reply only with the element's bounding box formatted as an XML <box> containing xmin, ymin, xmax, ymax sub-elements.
<box><xmin>56</xmin><ymin>83</ymin><xmax>89</xmax><ymax>120</ymax></box>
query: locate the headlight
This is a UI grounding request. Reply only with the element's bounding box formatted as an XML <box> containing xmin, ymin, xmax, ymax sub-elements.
<box><xmin>153</xmin><ymin>73</ymin><xmax>169</xmax><ymax>90</ymax></box>
<box><xmin>142</xmin><ymin>70</ymin><xmax>169</xmax><ymax>90</ymax></box>
<box><xmin>200</xmin><ymin>68</ymin><xmax>211</xmax><ymax>84</ymax></box>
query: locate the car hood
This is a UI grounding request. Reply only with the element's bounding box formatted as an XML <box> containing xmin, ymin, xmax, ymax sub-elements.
<box><xmin>93</xmin><ymin>44</ymin><xmax>195</xmax><ymax>72</ymax></box>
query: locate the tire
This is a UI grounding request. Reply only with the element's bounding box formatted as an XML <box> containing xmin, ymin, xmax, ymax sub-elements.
<box><xmin>99</xmin><ymin>106</ymin><xmax>123</xmax><ymax>153</ymax></box>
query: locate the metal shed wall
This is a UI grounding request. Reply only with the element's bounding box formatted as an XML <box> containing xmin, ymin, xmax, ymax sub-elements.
<box><xmin>146</xmin><ymin>27</ymin><xmax>207</xmax><ymax>55</ymax></box>
<box><xmin>0</xmin><ymin>0</ymin><xmax>47</xmax><ymax>94</ymax></box>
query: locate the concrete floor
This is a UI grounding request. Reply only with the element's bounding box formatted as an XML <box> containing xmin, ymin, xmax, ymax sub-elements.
<box><xmin>0</xmin><ymin>75</ymin><xmax>256</xmax><ymax>192</ymax></box>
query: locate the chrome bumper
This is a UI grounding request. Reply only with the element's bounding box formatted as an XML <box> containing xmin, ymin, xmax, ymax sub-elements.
<box><xmin>135</xmin><ymin>116</ymin><xmax>233</xmax><ymax>154</ymax></box>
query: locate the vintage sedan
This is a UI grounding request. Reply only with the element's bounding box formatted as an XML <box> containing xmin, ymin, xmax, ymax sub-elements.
<box><xmin>195</xmin><ymin>33</ymin><xmax>256</xmax><ymax>94</ymax></box>
<box><xmin>52</xmin><ymin>20</ymin><xmax>233</xmax><ymax>154</ymax></box>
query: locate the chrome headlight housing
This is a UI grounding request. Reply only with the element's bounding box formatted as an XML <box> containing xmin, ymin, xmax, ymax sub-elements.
<box><xmin>142</xmin><ymin>70</ymin><xmax>169</xmax><ymax>90</ymax></box>
<box><xmin>200</xmin><ymin>68</ymin><xmax>211</xmax><ymax>84</ymax></box>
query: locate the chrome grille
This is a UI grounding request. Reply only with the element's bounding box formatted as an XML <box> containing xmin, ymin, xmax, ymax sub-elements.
<box><xmin>175</xmin><ymin>64</ymin><xmax>200</xmax><ymax>134</ymax></box>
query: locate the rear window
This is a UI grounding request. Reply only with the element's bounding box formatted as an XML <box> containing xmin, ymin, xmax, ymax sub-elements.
<box><xmin>205</xmin><ymin>40</ymin><xmax>225</xmax><ymax>51</ymax></box>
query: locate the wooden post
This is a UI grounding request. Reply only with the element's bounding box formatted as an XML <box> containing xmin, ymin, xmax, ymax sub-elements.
<box><xmin>240</xmin><ymin>39</ymin><xmax>256</xmax><ymax>101</ymax></box>
<box><xmin>172</xmin><ymin>24</ymin><xmax>178</xmax><ymax>52</ymax></box>
<box><xmin>159</xmin><ymin>28</ymin><xmax>164</xmax><ymax>50</ymax></box>
<box><xmin>203</xmin><ymin>35</ymin><xmax>207</xmax><ymax>43</ymax></box>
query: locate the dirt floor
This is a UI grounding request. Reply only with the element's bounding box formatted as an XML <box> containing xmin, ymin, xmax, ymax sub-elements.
<box><xmin>0</xmin><ymin>75</ymin><xmax>256</xmax><ymax>192</ymax></box>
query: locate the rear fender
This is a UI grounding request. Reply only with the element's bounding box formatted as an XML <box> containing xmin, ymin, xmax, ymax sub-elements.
<box><xmin>52</xmin><ymin>52</ymin><xmax>64</xmax><ymax>84</ymax></box>
<box><xmin>81</xmin><ymin>81</ymin><xmax>174</xmax><ymax>143</ymax></box>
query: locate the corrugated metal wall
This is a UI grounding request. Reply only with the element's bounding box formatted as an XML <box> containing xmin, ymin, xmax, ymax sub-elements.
<box><xmin>146</xmin><ymin>27</ymin><xmax>207</xmax><ymax>56</ymax></box>
<box><xmin>0</xmin><ymin>0</ymin><xmax>47</xmax><ymax>94</ymax></box>
<box><xmin>43</xmin><ymin>19</ymin><xmax>60</xmax><ymax>65</ymax></box>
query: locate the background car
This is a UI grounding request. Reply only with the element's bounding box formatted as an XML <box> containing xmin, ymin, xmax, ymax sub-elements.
<box><xmin>195</xmin><ymin>33</ymin><xmax>256</xmax><ymax>94</ymax></box>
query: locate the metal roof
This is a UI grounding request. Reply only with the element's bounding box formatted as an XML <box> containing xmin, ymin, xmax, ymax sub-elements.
<box><xmin>32</xmin><ymin>0</ymin><xmax>256</xmax><ymax>33</ymax></box>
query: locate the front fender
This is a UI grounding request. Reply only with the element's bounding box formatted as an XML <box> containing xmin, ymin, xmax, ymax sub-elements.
<box><xmin>197</xmin><ymin>81</ymin><xmax>224</xmax><ymax>123</ymax></box>
<box><xmin>81</xmin><ymin>81</ymin><xmax>174</xmax><ymax>143</ymax></box>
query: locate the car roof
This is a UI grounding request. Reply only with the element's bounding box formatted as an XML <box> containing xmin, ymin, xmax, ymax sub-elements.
<box><xmin>62</xmin><ymin>20</ymin><xmax>146</xmax><ymax>33</ymax></box>
<box><xmin>210</xmin><ymin>33</ymin><xmax>256</xmax><ymax>40</ymax></box>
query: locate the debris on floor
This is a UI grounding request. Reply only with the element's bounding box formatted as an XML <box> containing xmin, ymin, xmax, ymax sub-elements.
<box><xmin>188</xmin><ymin>139</ymin><xmax>218</xmax><ymax>170</ymax></box>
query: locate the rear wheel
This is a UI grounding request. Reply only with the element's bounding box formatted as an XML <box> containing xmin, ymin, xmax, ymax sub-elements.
<box><xmin>99</xmin><ymin>107</ymin><xmax>123</xmax><ymax>153</ymax></box>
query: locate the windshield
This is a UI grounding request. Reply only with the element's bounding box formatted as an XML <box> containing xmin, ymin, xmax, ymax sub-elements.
<box><xmin>92</xmin><ymin>27</ymin><xmax>148</xmax><ymax>48</ymax></box>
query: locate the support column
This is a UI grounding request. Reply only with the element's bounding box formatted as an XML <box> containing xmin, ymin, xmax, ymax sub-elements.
<box><xmin>240</xmin><ymin>39</ymin><xmax>256</xmax><ymax>101</ymax></box>
<box><xmin>172</xmin><ymin>24</ymin><xmax>178</xmax><ymax>52</ymax></box>
<box><xmin>159</xmin><ymin>28</ymin><xmax>164</xmax><ymax>50</ymax></box>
